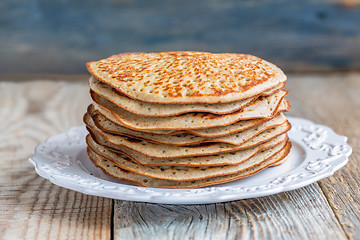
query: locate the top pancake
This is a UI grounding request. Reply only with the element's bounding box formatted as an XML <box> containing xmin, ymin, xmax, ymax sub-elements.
<box><xmin>89</xmin><ymin>76</ymin><xmax>285</xmax><ymax>117</ymax></box>
<box><xmin>87</xmin><ymin>52</ymin><xmax>286</xmax><ymax>104</ymax></box>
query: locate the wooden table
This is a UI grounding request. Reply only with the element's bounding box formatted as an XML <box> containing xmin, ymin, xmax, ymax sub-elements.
<box><xmin>0</xmin><ymin>73</ymin><xmax>359</xmax><ymax>240</ymax></box>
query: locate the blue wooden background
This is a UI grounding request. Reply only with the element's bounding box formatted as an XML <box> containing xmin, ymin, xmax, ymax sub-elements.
<box><xmin>1</xmin><ymin>0</ymin><xmax>359</xmax><ymax>74</ymax></box>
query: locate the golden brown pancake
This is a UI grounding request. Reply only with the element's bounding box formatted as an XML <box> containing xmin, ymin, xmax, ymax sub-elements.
<box><xmin>87</xmin><ymin>52</ymin><xmax>286</xmax><ymax>104</ymax></box>
<box><xmin>85</xmin><ymin>112</ymin><xmax>287</xmax><ymax>146</ymax></box>
<box><xmin>86</xmin><ymin>133</ymin><xmax>288</xmax><ymax>167</ymax></box>
<box><xmin>85</xmin><ymin>114</ymin><xmax>291</xmax><ymax>159</ymax></box>
<box><xmin>84</xmin><ymin>51</ymin><xmax>291</xmax><ymax>188</ymax></box>
<box><xmin>89</xmin><ymin>76</ymin><xmax>286</xmax><ymax>116</ymax></box>
<box><xmin>87</xmin><ymin>141</ymin><xmax>292</xmax><ymax>188</ymax></box>
<box><xmin>91</xmin><ymin>90</ymin><xmax>289</xmax><ymax>130</ymax></box>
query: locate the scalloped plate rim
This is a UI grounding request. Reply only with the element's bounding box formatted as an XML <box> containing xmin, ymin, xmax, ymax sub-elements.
<box><xmin>29</xmin><ymin>116</ymin><xmax>352</xmax><ymax>204</ymax></box>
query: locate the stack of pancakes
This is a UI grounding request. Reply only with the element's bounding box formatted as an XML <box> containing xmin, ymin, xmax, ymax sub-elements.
<box><xmin>84</xmin><ymin>52</ymin><xmax>291</xmax><ymax>188</ymax></box>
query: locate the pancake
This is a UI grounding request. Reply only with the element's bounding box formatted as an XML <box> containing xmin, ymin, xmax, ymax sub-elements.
<box><xmin>87</xmin><ymin>139</ymin><xmax>288</xmax><ymax>181</ymax></box>
<box><xmin>262</xmin><ymin>82</ymin><xmax>286</xmax><ymax>96</ymax></box>
<box><xmin>86</xmin><ymin>133</ymin><xmax>288</xmax><ymax>166</ymax></box>
<box><xmin>87</xmin><ymin>141</ymin><xmax>292</xmax><ymax>188</ymax></box>
<box><xmin>89</xmin><ymin>76</ymin><xmax>257</xmax><ymax>116</ymax></box>
<box><xmin>85</xmin><ymin>51</ymin><xmax>291</xmax><ymax>188</ymax></box>
<box><xmin>85</xmin><ymin>112</ymin><xmax>287</xmax><ymax>146</ymax></box>
<box><xmin>187</xmin><ymin>112</ymin><xmax>288</xmax><ymax>137</ymax></box>
<box><xmin>89</xmin><ymin>76</ymin><xmax>286</xmax><ymax>116</ymax></box>
<box><xmin>270</xmin><ymin>155</ymin><xmax>289</xmax><ymax>166</ymax></box>
<box><xmin>86</xmin><ymin>116</ymin><xmax>291</xmax><ymax>159</ymax></box>
<box><xmin>87</xmin><ymin>52</ymin><xmax>286</xmax><ymax>104</ymax></box>
<box><xmin>91</xmin><ymin>89</ymin><xmax>289</xmax><ymax>130</ymax></box>
<box><xmin>88</xmin><ymin>104</ymin><xmax>286</xmax><ymax>137</ymax></box>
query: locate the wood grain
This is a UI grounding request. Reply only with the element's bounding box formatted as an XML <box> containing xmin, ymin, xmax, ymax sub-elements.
<box><xmin>111</xmin><ymin>73</ymin><xmax>360</xmax><ymax>240</ymax></box>
<box><xmin>1</xmin><ymin>73</ymin><xmax>359</xmax><ymax>240</ymax></box>
<box><xmin>113</xmin><ymin>184</ymin><xmax>347</xmax><ymax>240</ymax></box>
<box><xmin>286</xmin><ymin>73</ymin><xmax>360</xmax><ymax>240</ymax></box>
<box><xmin>0</xmin><ymin>80</ymin><xmax>111</xmax><ymax>240</ymax></box>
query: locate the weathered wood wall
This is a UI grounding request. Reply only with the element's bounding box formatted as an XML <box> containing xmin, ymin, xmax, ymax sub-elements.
<box><xmin>1</xmin><ymin>0</ymin><xmax>359</xmax><ymax>74</ymax></box>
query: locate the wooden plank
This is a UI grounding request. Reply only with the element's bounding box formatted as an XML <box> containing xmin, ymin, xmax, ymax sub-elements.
<box><xmin>1</xmin><ymin>73</ymin><xmax>359</xmax><ymax>239</ymax></box>
<box><xmin>0</xmin><ymin>81</ymin><xmax>111</xmax><ymax>240</ymax></box>
<box><xmin>286</xmin><ymin>73</ymin><xmax>360</xmax><ymax>240</ymax></box>
<box><xmin>112</xmin><ymin>73</ymin><xmax>360</xmax><ymax>240</ymax></box>
<box><xmin>1</xmin><ymin>0</ymin><xmax>360</xmax><ymax>74</ymax></box>
<box><xmin>113</xmin><ymin>184</ymin><xmax>347</xmax><ymax>240</ymax></box>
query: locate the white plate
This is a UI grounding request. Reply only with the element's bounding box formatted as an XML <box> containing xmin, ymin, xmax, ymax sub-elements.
<box><xmin>29</xmin><ymin>117</ymin><xmax>352</xmax><ymax>204</ymax></box>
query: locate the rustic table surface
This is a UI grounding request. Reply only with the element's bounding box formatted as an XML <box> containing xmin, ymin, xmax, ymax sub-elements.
<box><xmin>0</xmin><ymin>73</ymin><xmax>359</xmax><ymax>240</ymax></box>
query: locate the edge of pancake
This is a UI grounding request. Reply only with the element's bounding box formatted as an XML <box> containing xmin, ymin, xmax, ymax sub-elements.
<box><xmin>86</xmin><ymin>133</ymin><xmax>288</xmax><ymax>167</ymax></box>
<box><xmin>91</xmin><ymin>90</ymin><xmax>289</xmax><ymax>130</ymax></box>
<box><xmin>86</xmin><ymin>139</ymin><xmax>288</xmax><ymax>181</ymax></box>
<box><xmin>88</xmin><ymin>104</ymin><xmax>277</xmax><ymax>137</ymax></box>
<box><xmin>86</xmin><ymin>141</ymin><xmax>292</xmax><ymax>188</ymax></box>
<box><xmin>85</xmin><ymin>115</ymin><xmax>292</xmax><ymax>159</ymax></box>
<box><xmin>85</xmin><ymin>112</ymin><xmax>287</xmax><ymax>146</ymax></box>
